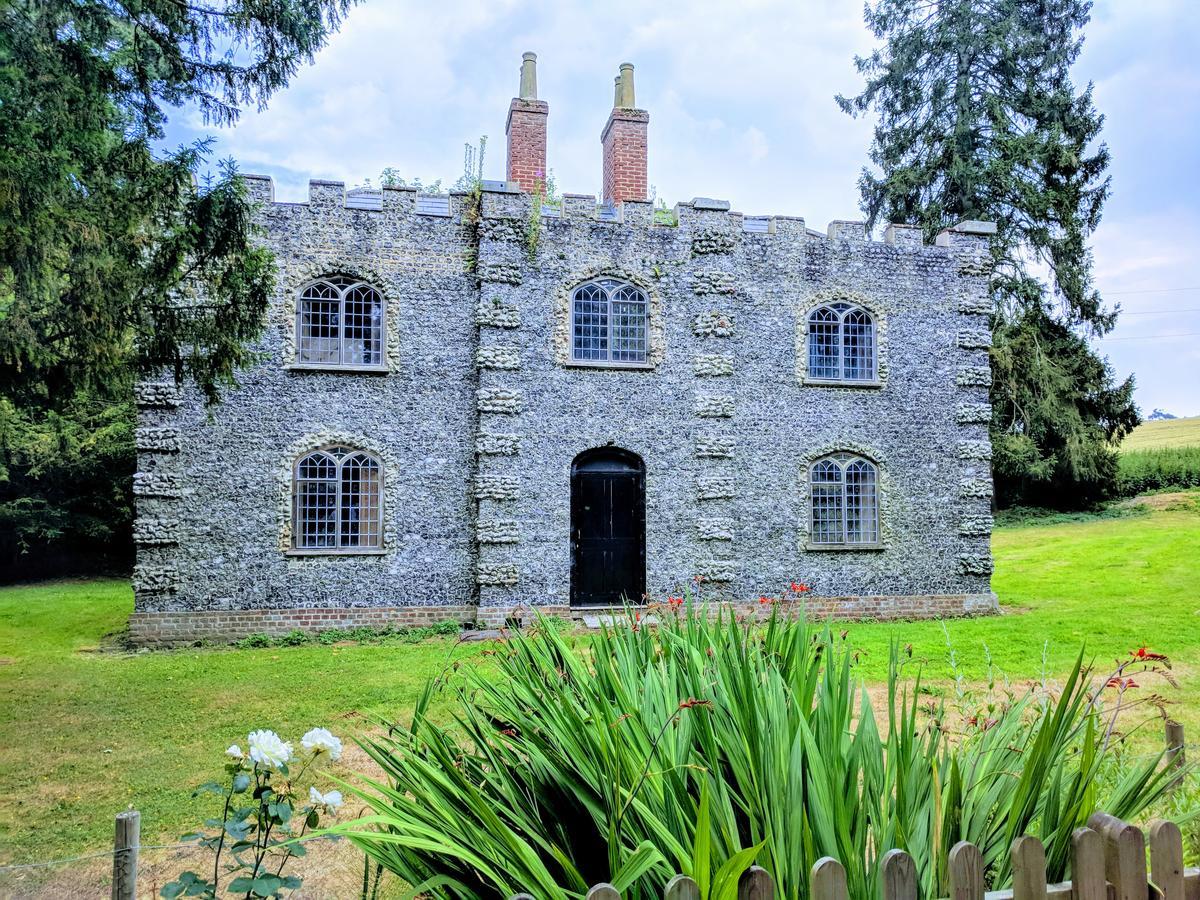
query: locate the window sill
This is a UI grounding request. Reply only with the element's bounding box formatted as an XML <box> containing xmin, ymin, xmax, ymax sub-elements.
<box><xmin>285</xmin><ymin>364</ymin><xmax>390</xmax><ymax>375</ymax></box>
<box><xmin>564</xmin><ymin>359</ymin><xmax>656</xmax><ymax>371</ymax></box>
<box><xmin>801</xmin><ymin>378</ymin><xmax>883</xmax><ymax>389</ymax></box>
<box><xmin>804</xmin><ymin>542</ymin><xmax>885</xmax><ymax>552</ymax></box>
<box><xmin>285</xmin><ymin>548</ymin><xmax>387</xmax><ymax>557</ymax></box>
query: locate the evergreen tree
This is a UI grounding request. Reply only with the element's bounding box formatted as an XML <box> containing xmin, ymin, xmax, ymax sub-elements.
<box><xmin>838</xmin><ymin>0</ymin><xmax>1139</xmax><ymax>508</ymax></box>
<box><xmin>0</xmin><ymin>1</ymin><xmax>354</xmax><ymax>574</ymax></box>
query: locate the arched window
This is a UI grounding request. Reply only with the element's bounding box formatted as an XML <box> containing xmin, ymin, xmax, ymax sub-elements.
<box><xmin>571</xmin><ymin>279</ymin><xmax>649</xmax><ymax>365</ymax></box>
<box><xmin>807</xmin><ymin>302</ymin><xmax>876</xmax><ymax>382</ymax></box>
<box><xmin>293</xmin><ymin>447</ymin><xmax>382</xmax><ymax>550</ymax></box>
<box><xmin>296</xmin><ymin>276</ymin><xmax>385</xmax><ymax>368</ymax></box>
<box><xmin>810</xmin><ymin>453</ymin><xmax>879</xmax><ymax>546</ymax></box>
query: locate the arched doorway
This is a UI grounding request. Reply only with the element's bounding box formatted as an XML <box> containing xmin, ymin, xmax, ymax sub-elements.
<box><xmin>570</xmin><ymin>448</ymin><xmax>646</xmax><ymax>607</ymax></box>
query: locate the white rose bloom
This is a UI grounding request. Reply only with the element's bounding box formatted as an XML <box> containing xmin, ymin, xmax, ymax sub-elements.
<box><xmin>308</xmin><ymin>787</ymin><xmax>344</xmax><ymax>815</ymax></box>
<box><xmin>301</xmin><ymin>728</ymin><xmax>343</xmax><ymax>761</ymax></box>
<box><xmin>247</xmin><ymin>730</ymin><xmax>294</xmax><ymax>770</ymax></box>
<box><xmin>225</xmin><ymin>745</ymin><xmax>244</xmax><ymax>760</ymax></box>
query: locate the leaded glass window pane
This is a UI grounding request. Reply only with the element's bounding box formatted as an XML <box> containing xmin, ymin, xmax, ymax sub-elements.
<box><xmin>293</xmin><ymin>447</ymin><xmax>383</xmax><ymax>550</ymax></box>
<box><xmin>570</xmin><ymin>280</ymin><xmax>649</xmax><ymax>364</ymax></box>
<box><xmin>297</xmin><ymin>277</ymin><xmax>385</xmax><ymax>367</ymax></box>
<box><xmin>807</xmin><ymin>303</ymin><xmax>876</xmax><ymax>382</ymax></box>
<box><xmin>809</xmin><ymin>454</ymin><xmax>879</xmax><ymax>545</ymax></box>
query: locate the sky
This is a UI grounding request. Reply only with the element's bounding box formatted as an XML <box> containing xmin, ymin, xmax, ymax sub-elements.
<box><xmin>162</xmin><ymin>0</ymin><xmax>1200</xmax><ymax>417</ymax></box>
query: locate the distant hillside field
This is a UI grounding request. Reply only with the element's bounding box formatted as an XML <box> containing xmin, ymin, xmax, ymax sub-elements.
<box><xmin>1121</xmin><ymin>415</ymin><xmax>1200</xmax><ymax>451</ymax></box>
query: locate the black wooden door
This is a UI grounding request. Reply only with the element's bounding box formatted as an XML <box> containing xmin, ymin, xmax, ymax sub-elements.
<box><xmin>571</xmin><ymin>449</ymin><xmax>645</xmax><ymax>607</ymax></box>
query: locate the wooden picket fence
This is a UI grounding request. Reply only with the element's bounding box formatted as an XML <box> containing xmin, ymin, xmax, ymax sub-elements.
<box><xmin>511</xmin><ymin>811</ymin><xmax>1197</xmax><ymax>900</ymax></box>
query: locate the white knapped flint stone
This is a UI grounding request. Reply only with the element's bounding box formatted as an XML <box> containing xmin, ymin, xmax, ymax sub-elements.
<box><xmin>958</xmin><ymin>256</ymin><xmax>992</xmax><ymax>277</ymax></box>
<box><xmin>693</xmin><ymin>311</ymin><xmax>734</xmax><ymax>337</ymax></box>
<box><xmin>691</xmin><ymin>227</ymin><xmax>736</xmax><ymax>255</ymax></box>
<box><xmin>956</xmin><ymin>403</ymin><xmax>992</xmax><ymax>425</ymax></box>
<box><xmin>957</xmin><ymin>440</ymin><xmax>993</xmax><ymax>461</ymax></box>
<box><xmin>692</xmin><ymin>271</ymin><xmax>736</xmax><ymax>296</ymax></box>
<box><xmin>133</xmin><ymin>565</ymin><xmax>179</xmax><ymax>593</ymax></box>
<box><xmin>958</xmin><ymin>296</ymin><xmax>992</xmax><ymax>315</ymax></box>
<box><xmin>696</xmin><ymin>560</ymin><xmax>737</xmax><ymax>582</ymax></box>
<box><xmin>136</xmin><ymin>426</ymin><xmax>181</xmax><ymax>453</ymax></box>
<box><xmin>133</xmin><ymin>472</ymin><xmax>182</xmax><ymax>498</ymax></box>
<box><xmin>474</xmin><ymin>475</ymin><xmax>520</xmax><ymax>501</ymax></box>
<box><xmin>958</xmin><ymin>478</ymin><xmax>993</xmax><ymax>499</ymax></box>
<box><xmin>697</xmin><ymin>518</ymin><xmax>735</xmax><ymax>541</ymax></box>
<box><xmin>696</xmin><ymin>476</ymin><xmax>736</xmax><ymax>500</ymax></box>
<box><xmin>134</xmin><ymin>382</ymin><xmax>182</xmax><ymax>408</ymax></box>
<box><xmin>134</xmin><ymin>517</ymin><xmax>180</xmax><ymax>545</ymax></box>
<box><xmin>957</xmin><ymin>329</ymin><xmax>991</xmax><ymax>350</ymax></box>
<box><xmin>694</xmin><ymin>354</ymin><xmax>734</xmax><ymax>377</ymax></box>
<box><xmin>695</xmin><ymin>394</ymin><xmax>735</xmax><ymax>418</ymax></box>
<box><xmin>476</xmin><ymin>388</ymin><xmax>523</xmax><ymax>414</ymax></box>
<box><xmin>476</xmin><ymin>346</ymin><xmax>521</xmax><ymax>370</ymax></box>
<box><xmin>695</xmin><ymin>435</ymin><xmax>736</xmax><ymax>458</ymax></box>
<box><xmin>476</xmin><ymin>520</ymin><xmax>520</xmax><ymax>544</ymax></box>
<box><xmin>477</xmin><ymin>563</ymin><xmax>519</xmax><ymax>585</ymax></box>
<box><xmin>957</xmin><ymin>552</ymin><xmax>994</xmax><ymax>576</ymax></box>
<box><xmin>477</xmin><ymin>262</ymin><xmax>523</xmax><ymax>285</ymax></box>
<box><xmin>956</xmin><ymin>366</ymin><xmax>992</xmax><ymax>388</ymax></box>
<box><xmin>959</xmin><ymin>515</ymin><xmax>994</xmax><ymax>536</ymax></box>
<box><xmin>476</xmin><ymin>432</ymin><xmax>520</xmax><ymax>455</ymax></box>
<box><xmin>476</xmin><ymin>300</ymin><xmax>520</xmax><ymax>328</ymax></box>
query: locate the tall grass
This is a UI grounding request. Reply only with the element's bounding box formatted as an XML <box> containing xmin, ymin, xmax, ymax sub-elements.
<box><xmin>1117</xmin><ymin>447</ymin><xmax>1200</xmax><ymax>496</ymax></box>
<box><xmin>332</xmin><ymin>609</ymin><xmax>1176</xmax><ymax>899</ymax></box>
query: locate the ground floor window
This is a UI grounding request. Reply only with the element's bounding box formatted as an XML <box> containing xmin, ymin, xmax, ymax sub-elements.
<box><xmin>293</xmin><ymin>446</ymin><xmax>382</xmax><ymax>550</ymax></box>
<box><xmin>810</xmin><ymin>453</ymin><xmax>879</xmax><ymax>545</ymax></box>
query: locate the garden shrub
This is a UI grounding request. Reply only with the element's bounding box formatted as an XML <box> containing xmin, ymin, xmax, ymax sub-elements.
<box><xmin>1116</xmin><ymin>447</ymin><xmax>1200</xmax><ymax>497</ymax></box>
<box><xmin>332</xmin><ymin>606</ymin><xmax>1181</xmax><ymax>899</ymax></box>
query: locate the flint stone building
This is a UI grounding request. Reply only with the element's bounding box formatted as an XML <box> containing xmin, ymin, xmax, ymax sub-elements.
<box><xmin>130</xmin><ymin>55</ymin><xmax>998</xmax><ymax>644</ymax></box>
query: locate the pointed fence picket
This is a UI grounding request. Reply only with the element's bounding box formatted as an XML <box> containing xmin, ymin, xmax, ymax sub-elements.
<box><xmin>508</xmin><ymin>811</ymin><xmax>1200</xmax><ymax>900</ymax></box>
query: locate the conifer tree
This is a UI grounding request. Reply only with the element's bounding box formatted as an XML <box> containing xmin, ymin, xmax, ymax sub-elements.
<box><xmin>0</xmin><ymin>1</ymin><xmax>354</xmax><ymax>574</ymax></box>
<box><xmin>839</xmin><ymin>0</ymin><xmax>1138</xmax><ymax>507</ymax></box>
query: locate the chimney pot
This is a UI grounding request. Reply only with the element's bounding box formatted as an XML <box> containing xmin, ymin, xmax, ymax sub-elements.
<box><xmin>519</xmin><ymin>52</ymin><xmax>538</xmax><ymax>101</ymax></box>
<box><xmin>618</xmin><ymin>63</ymin><xmax>636</xmax><ymax>108</ymax></box>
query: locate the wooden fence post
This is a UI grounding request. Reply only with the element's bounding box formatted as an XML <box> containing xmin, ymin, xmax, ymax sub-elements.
<box><xmin>664</xmin><ymin>875</ymin><xmax>700</xmax><ymax>900</ymax></box>
<box><xmin>1070</xmin><ymin>827</ymin><xmax>1107</xmax><ymax>900</ymax></box>
<box><xmin>586</xmin><ymin>885</ymin><xmax>621</xmax><ymax>900</ymax></box>
<box><xmin>1088</xmin><ymin>812</ymin><xmax>1148</xmax><ymax>900</ymax></box>
<box><xmin>1010</xmin><ymin>835</ymin><xmax>1047</xmax><ymax>900</ymax></box>
<box><xmin>1166</xmin><ymin>720</ymin><xmax>1186</xmax><ymax>791</ymax></box>
<box><xmin>810</xmin><ymin>857</ymin><xmax>848</xmax><ymax>900</ymax></box>
<box><xmin>1150</xmin><ymin>819</ymin><xmax>1185</xmax><ymax>900</ymax></box>
<box><xmin>737</xmin><ymin>865</ymin><xmax>774</xmax><ymax>900</ymax></box>
<box><xmin>881</xmin><ymin>849</ymin><xmax>917</xmax><ymax>900</ymax></box>
<box><xmin>111</xmin><ymin>809</ymin><xmax>139</xmax><ymax>900</ymax></box>
<box><xmin>947</xmin><ymin>841</ymin><xmax>984</xmax><ymax>900</ymax></box>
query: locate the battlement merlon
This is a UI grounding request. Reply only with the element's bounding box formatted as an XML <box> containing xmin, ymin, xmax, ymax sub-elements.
<box><xmin>240</xmin><ymin>173</ymin><xmax>996</xmax><ymax>252</ymax></box>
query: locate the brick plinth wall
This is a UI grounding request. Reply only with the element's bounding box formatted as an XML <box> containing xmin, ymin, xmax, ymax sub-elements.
<box><xmin>130</xmin><ymin>605</ymin><xmax>478</xmax><ymax>646</ymax></box>
<box><xmin>506</xmin><ymin>99</ymin><xmax>549</xmax><ymax>192</ymax></box>
<box><xmin>601</xmin><ymin>108</ymin><xmax>649</xmax><ymax>203</ymax></box>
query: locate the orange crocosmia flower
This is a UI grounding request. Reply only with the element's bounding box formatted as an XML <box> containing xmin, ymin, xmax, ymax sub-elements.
<box><xmin>790</xmin><ymin>581</ymin><xmax>812</xmax><ymax>594</ymax></box>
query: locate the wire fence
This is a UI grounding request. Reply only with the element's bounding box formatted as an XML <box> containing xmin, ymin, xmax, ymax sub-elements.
<box><xmin>0</xmin><ymin>824</ymin><xmax>407</xmax><ymax>899</ymax></box>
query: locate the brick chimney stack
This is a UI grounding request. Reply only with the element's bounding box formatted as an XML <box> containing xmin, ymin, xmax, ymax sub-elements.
<box><xmin>505</xmin><ymin>52</ymin><xmax>548</xmax><ymax>192</ymax></box>
<box><xmin>601</xmin><ymin>62</ymin><xmax>649</xmax><ymax>204</ymax></box>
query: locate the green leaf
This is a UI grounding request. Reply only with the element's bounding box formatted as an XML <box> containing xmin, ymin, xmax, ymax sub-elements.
<box><xmin>232</xmin><ymin>773</ymin><xmax>251</xmax><ymax>793</ymax></box>
<box><xmin>610</xmin><ymin>840</ymin><xmax>663</xmax><ymax>892</ymax></box>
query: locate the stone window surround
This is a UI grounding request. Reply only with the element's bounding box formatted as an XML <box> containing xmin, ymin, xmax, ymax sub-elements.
<box><xmin>278</xmin><ymin>261</ymin><xmax>403</xmax><ymax>374</ymax></box>
<box><xmin>797</xmin><ymin>442</ymin><xmax>893</xmax><ymax>551</ymax></box>
<box><xmin>795</xmin><ymin>289</ymin><xmax>888</xmax><ymax>389</ymax></box>
<box><xmin>553</xmin><ymin>266</ymin><xmax>666</xmax><ymax>370</ymax></box>
<box><xmin>277</xmin><ymin>431</ymin><xmax>401</xmax><ymax>556</ymax></box>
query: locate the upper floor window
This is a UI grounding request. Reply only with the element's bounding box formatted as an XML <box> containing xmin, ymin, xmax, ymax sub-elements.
<box><xmin>810</xmin><ymin>453</ymin><xmax>879</xmax><ymax>546</ymax></box>
<box><xmin>807</xmin><ymin>302</ymin><xmax>875</xmax><ymax>382</ymax></box>
<box><xmin>293</xmin><ymin>446</ymin><xmax>382</xmax><ymax>551</ymax></box>
<box><xmin>296</xmin><ymin>276</ymin><xmax>384</xmax><ymax>368</ymax></box>
<box><xmin>571</xmin><ymin>279</ymin><xmax>649</xmax><ymax>365</ymax></box>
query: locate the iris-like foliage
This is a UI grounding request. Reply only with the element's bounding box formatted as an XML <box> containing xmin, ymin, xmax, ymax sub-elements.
<box><xmin>333</xmin><ymin>608</ymin><xmax>1177</xmax><ymax>899</ymax></box>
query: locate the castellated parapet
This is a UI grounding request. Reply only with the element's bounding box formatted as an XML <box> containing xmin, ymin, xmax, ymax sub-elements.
<box><xmin>129</xmin><ymin>55</ymin><xmax>996</xmax><ymax>644</ymax></box>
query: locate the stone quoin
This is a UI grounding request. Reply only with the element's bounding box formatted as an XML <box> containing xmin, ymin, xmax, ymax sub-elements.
<box><xmin>130</xmin><ymin>54</ymin><xmax>998</xmax><ymax>644</ymax></box>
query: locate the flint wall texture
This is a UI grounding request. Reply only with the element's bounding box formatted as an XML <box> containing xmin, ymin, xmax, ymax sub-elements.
<box><xmin>132</xmin><ymin>178</ymin><xmax>996</xmax><ymax>643</ymax></box>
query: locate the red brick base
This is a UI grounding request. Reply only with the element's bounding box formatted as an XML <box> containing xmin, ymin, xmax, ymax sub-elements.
<box><xmin>129</xmin><ymin>594</ymin><xmax>996</xmax><ymax>646</ymax></box>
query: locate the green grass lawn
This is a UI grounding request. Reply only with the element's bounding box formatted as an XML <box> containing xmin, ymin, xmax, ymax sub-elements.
<box><xmin>1</xmin><ymin>491</ymin><xmax>1198</xmax><ymax>867</ymax></box>
<box><xmin>1121</xmin><ymin>415</ymin><xmax>1200</xmax><ymax>451</ymax></box>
